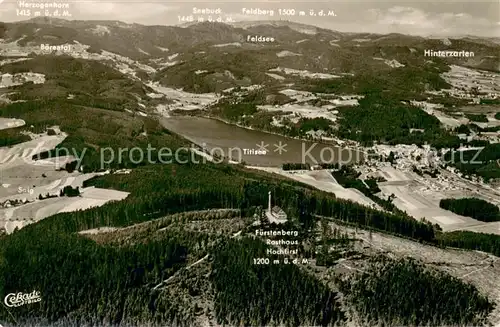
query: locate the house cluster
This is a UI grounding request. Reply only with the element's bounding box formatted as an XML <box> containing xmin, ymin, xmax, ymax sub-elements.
<box><xmin>443</xmin><ymin>88</ymin><xmax>499</xmax><ymax>101</ymax></box>
<box><xmin>0</xmin><ymin>198</ymin><xmax>28</xmax><ymax>208</ymax></box>
<box><xmin>440</xmin><ymin>66</ymin><xmax>500</xmax><ymax>101</ymax></box>
<box><xmin>0</xmin><ymin>72</ymin><xmax>45</xmax><ymax>88</ymax></box>
<box><xmin>474</xmin><ymin>132</ymin><xmax>500</xmax><ymax>143</ymax></box>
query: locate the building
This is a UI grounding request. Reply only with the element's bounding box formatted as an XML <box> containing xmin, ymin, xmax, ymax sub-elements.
<box><xmin>265</xmin><ymin>191</ymin><xmax>287</xmax><ymax>224</ymax></box>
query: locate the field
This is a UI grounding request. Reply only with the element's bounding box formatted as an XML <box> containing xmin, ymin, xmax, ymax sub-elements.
<box><xmin>441</xmin><ymin>65</ymin><xmax>500</xmax><ymax>96</ymax></box>
<box><xmin>147</xmin><ymin>82</ymin><xmax>220</xmax><ymax>112</ymax></box>
<box><xmin>0</xmin><ymin>117</ymin><xmax>24</xmax><ymax>130</ymax></box>
<box><xmin>379</xmin><ymin>182</ymin><xmax>475</xmax><ymax>227</ymax></box>
<box><xmin>0</xmin><ymin>133</ymin><xmax>85</xmax><ymax>198</ymax></box>
<box><xmin>248</xmin><ymin>165</ymin><xmax>500</xmax><ymax>234</ymax></box>
<box><xmin>377</xmin><ymin>167</ymin><xmax>500</xmax><ymax>233</ymax></box>
<box><xmin>247</xmin><ymin>166</ymin><xmax>380</xmax><ymax>209</ymax></box>
<box><xmin>0</xmin><ymin>185</ymin><xmax>129</xmax><ymax>233</ymax></box>
<box><xmin>0</xmin><ymin>133</ymin><xmax>67</xmax><ymax>163</ymax></box>
<box><xmin>0</xmin><ymin>126</ymin><xmax>129</xmax><ymax>233</ymax></box>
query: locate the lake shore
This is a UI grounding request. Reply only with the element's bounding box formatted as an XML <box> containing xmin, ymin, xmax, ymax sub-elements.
<box><xmin>199</xmin><ymin>113</ymin><xmax>369</xmax><ymax>156</ymax></box>
<box><xmin>159</xmin><ymin>115</ymin><xmax>365</xmax><ymax>167</ymax></box>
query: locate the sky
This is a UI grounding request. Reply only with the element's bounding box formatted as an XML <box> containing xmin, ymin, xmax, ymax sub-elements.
<box><xmin>0</xmin><ymin>0</ymin><xmax>499</xmax><ymax>37</ymax></box>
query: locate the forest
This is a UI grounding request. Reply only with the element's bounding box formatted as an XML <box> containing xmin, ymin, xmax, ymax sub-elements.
<box><xmin>480</xmin><ymin>99</ymin><xmax>500</xmax><ymax>105</ymax></box>
<box><xmin>1</xmin><ymin>56</ymin><xmax>147</xmax><ymax>109</ymax></box>
<box><xmin>437</xmin><ymin>231</ymin><xmax>500</xmax><ymax>256</ymax></box>
<box><xmin>282</xmin><ymin>163</ymin><xmax>310</xmax><ymax>170</ymax></box>
<box><xmin>439</xmin><ymin>197</ymin><xmax>500</xmax><ymax>222</ymax></box>
<box><xmin>296</xmin><ymin>117</ymin><xmax>334</xmax><ymax>135</ymax></box>
<box><xmin>335</xmin><ymin>93</ymin><xmax>461</xmax><ymax>148</ymax></box>
<box><xmin>0</xmin><ymin>227</ymin><xmax>212</xmax><ymax>326</ymax></box>
<box><xmin>470</xmin><ymin>123</ymin><xmax>500</xmax><ymax>133</ymax></box>
<box><xmin>0</xmin><ymin>158</ymin><xmax>446</xmax><ymax>325</ymax></box>
<box><xmin>444</xmin><ymin>143</ymin><xmax>500</xmax><ymax>181</ymax></box>
<box><xmin>465</xmin><ymin>113</ymin><xmax>489</xmax><ymax>123</ymax></box>
<box><xmin>60</xmin><ymin>185</ymin><xmax>81</xmax><ymax>197</ymax></box>
<box><xmin>331</xmin><ymin>165</ymin><xmax>399</xmax><ymax>213</ymax></box>
<box><xmin>306</xmin><ymin>64</ymin><xmax>450</xmax><ymax>99</ymax></box>
<box><xmin>455</xmin><ymin>123</ymin><xmax>500</xmax><ymax>136</ymax></box>
<box><xmin>0</xmin><ymin>127</ymin><xmax>31</xmax><ymax>147</ymax></box>
<box><xmin>337</xmin><ymin>257</ymin><xmax>493</xmax><ymax>326</ymax></box>
<box><xmin>0</xmin><ymin>99</ymin><xmax>188</xmax><ymax>173</ymax></box>
<box><xmin>212</xmin><ymin>238</ymin><xmax>345</xmax><ymax>326</ymax></box>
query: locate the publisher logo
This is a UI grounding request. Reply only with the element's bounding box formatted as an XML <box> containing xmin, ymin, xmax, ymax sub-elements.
<box><xmin>4</xmin><ymin>291</ymin><xmax>41</xmax><ymax>307</ymax></box>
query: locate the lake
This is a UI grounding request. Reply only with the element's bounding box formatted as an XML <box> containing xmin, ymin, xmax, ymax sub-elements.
<box><xmin>160</xmin><ymin>116</ymin><xmax>363</xmax><ymax>167</ymax></box>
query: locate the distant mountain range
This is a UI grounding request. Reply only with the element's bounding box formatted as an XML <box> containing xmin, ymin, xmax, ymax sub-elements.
<box><xmin>427</xmin><ymin>34</ymin><xmax>500</xmax><ymax>46</ymax></box>
<box><xmin>1</xmin><ymin>18</ymin><xmax>498</xmax><ymax>64</ymax></box>
<box><xmin>0</xmin><ymin>18</ymin><xmax>498</xmax><ymax>95</ymax></box>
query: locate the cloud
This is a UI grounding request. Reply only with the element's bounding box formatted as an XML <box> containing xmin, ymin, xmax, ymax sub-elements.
<box><xmin>379</xmin><ymin>7</ymin><xmax>432</xmax><ymax>27</ymax></box>
<box><xmin>387</xmin><ymin>6</ymin><xmax>415</xmax><ymax>14</ymax></box>
<box><xmin>72</xmin><ymin>2</ymin><xmax>180</xmax><ymax>22</ymax></box>
<box><xmin>0</xmin><ymin>1</ymin><xmax>179</xmax><ymax>22</ymax></box>
<box><xmin>225</xmin><ymin>13</ymin><xmax>270</xmax><ymax>22</ymax></box>
<box><xmin>367</xmin><ymin>6</ymin><xmax>499</xmax><ymax>36</ymax></box>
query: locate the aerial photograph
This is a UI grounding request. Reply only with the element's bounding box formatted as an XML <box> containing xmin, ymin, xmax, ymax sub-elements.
<box><xmin>0</xmin><ymin>0</ymin><xmax>499</xmax><ymax>326</ymax></box>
